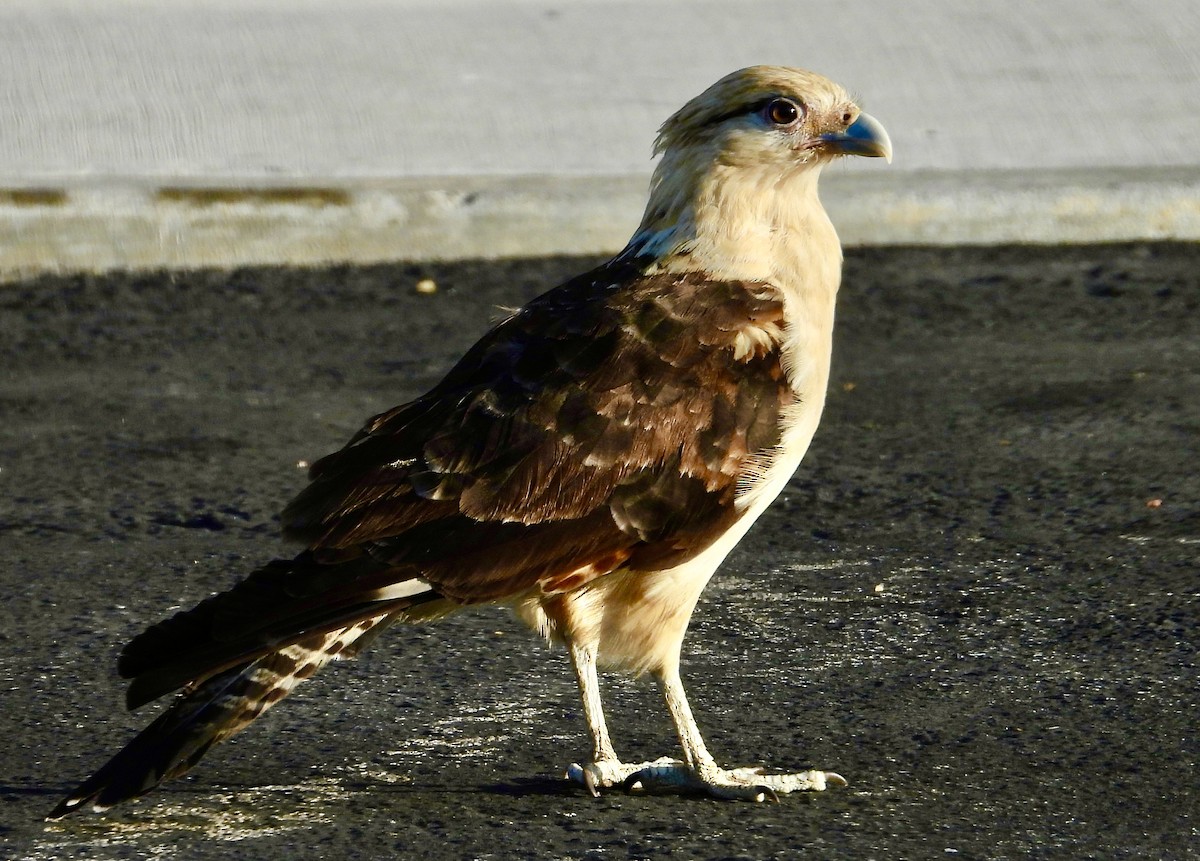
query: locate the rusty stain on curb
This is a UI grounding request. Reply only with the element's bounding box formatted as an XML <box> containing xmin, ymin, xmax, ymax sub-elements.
<box><xmin>155</xmin><ymin>187</ymin><xmax>353</xmax><ymax>207</ymax></box>
<box><xmin>0</xmin><ymin>188</ymin><xmax>69</xmax><ymax>207</ymax></box>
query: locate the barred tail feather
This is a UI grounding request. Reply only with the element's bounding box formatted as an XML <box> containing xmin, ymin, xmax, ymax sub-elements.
<box><xmin>119</xmin><ymin>554</ymin><xmax>439</xmax><ymax>710</ymax></box>
<box><xmin>48</xmin><ymin>616</ymin><xmax>392</xmax><ymax>819</ymax></box>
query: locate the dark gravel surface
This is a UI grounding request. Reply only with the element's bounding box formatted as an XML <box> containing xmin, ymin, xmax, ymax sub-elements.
<box><xmin>1</xmin><ymin>244</ymin><xmax>1197</xmax><ymax>859</ymax></box>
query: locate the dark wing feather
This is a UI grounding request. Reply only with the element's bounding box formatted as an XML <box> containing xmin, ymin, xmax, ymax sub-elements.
<box><xmin>121</xmin><ymin>261</ymin><xmax>791</xmax><ymax>702</ymax></box>
<box><xmin>282</xmin><ymin>261</ymin><xmax>791</xmax><ymax>598</ymax></box>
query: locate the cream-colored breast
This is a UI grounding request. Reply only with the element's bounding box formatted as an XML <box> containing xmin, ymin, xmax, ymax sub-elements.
<box><xmin>517</xmin><ymin>310</ymin><xmax>836</xmax><ymax>675</ymax></box>
<box><xmin>517</xmin><ymin>160</ymin><xmax>843</xmax><ymax>674</ymax></box>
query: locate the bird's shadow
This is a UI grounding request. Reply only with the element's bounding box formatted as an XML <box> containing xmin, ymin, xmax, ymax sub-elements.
<box><xmin>479</xmin><ymin>775</ymin><xmax>581</xmax><ymax>797</ymax></box>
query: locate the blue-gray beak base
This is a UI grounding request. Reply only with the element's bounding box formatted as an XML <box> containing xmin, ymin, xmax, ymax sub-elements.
<box><xmin>821</xmin><ymin>111</ymin><xmax>892</xmax><ymax>162</ymax></box>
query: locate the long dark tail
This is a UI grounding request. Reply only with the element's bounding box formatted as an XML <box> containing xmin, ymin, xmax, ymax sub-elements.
<box><xmin>49</xmin><ymin>553</ymin><xmax>446</xmax><ymax>818</ymax></box>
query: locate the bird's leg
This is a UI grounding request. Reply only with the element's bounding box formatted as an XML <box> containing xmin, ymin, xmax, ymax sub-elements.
<box><xmin>565</xmin><ymin>640</ymin><xmax>626</xmax><ymax>794</ymax></box>
<box><xmin>571</xmin><ymin>640</ymin><xmax>618</xmax><ymax>763</ymax></box>
<box><xmin>564</xmin><ymin>641</ymin><xmax>675</xmax><ymax>796</ymax></box>
<box><xmin>618</xmin><ymin>666</ymin><xmax>847</xmax><ymax>802</ymax></box>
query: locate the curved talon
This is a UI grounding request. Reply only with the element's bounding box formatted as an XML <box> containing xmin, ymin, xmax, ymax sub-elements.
<box><xmin>756</xmin><ymin>785</ymin><xmax>780</xmax><ymax>803</ymax></box>
<box><xmin>582</xmin><ymin>766</ymin><xmax>600</xmax><ymax>798</ymax></box>
<box><xmin>620</xmin><ymin>770</ymin><xmax>647</xmax><ymax>794</ymax></box>
<box><xmin>825</xmin><ymin>771</ymin><xmax>848</xmax><ymax>788</ymax></box>
<box><xmin>566</xmin><ymin>761</ymin><xmax>601</xmax><ymax>797</ymax></box>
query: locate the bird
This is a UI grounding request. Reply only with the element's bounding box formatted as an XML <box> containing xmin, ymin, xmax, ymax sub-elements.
<box><xmin>49</xmin><ymin>65</ymin><xmax>891</xmax><ymax>817</ymax></box>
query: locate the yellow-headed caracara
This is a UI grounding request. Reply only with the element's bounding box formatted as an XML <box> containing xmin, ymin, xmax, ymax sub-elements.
<box><xmin>50</xmin><ymin>65</ymin><xmax>891</xmax><ymax>815</ymax></box>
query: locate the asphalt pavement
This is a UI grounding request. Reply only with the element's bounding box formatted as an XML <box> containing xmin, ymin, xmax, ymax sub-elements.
<box><xmin>1</xmin><ymin>242</ymin><xmax>1196</xmax><ymax>859</ymax></box>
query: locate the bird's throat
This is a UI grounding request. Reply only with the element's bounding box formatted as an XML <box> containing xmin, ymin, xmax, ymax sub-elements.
<box><xmin>633</xmin><ymin>161</ymin><xmax>839</xmax><ymax>291</ymax></box>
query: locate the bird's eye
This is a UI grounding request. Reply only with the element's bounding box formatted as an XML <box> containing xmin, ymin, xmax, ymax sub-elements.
<box><xmin>764</xmin><ymin>98</ymin><xmax>802</xmax><ymax>127</ymax></box>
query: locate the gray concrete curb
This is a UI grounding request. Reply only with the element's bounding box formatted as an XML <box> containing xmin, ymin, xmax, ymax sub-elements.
<box><xmin>3</xmin><ymin>168</ymin><xmax>1197</xmax><ymax>281</ymax></box>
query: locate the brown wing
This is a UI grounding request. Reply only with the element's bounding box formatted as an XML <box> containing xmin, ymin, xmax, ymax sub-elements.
<box><xmin>117</xmin><ymin>260</ymin><xmax>791</xmax><ymax>708</ymax></box>
<box><xmin>282</xmin><ymin>261</ymin><xmax>791</xmax><ymax>602</ymax></box>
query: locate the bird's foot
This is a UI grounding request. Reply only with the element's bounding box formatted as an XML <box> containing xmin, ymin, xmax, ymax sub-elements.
<box><xmin>626</xmin><ymin>761</ymin><xmax>846</xmax><ymax>802</ymax></box>
<box><xmin>565</xmin><ymin>756</ymin><xmax>678</xmax><ymax>797</ymax></box>
<box><xmin>567</xmin><ymin>757</ymin><xmax>845</xmax><ymax>801</ymax></box>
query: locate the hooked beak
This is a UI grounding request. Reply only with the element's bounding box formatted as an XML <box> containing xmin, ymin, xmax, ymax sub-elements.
<box><xmin>821</xmin><ymin>111</ymin><xmax>893</xmax><ymax>163</ymax></box>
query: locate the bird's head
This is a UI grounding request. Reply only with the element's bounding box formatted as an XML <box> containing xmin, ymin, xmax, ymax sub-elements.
<box><xmin>653</xmin><ymin>65</ymin><xmax>891</xmax><ymax>171</ymax></box>
<box><xmin>630</xmin><ymin>66</ymin><xmax>891</xmax><ymax>273</ymax></box>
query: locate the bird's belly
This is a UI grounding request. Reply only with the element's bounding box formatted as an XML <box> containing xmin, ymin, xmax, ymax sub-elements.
<box><xmin>590</xmin><ymin>562</ymin><xmax>717</xmax><ymax>673</ymax></box>
<box><xmin>520</xmin><ymin>504</ymin><xmax>764</xmax><ymax>674</ymax></box>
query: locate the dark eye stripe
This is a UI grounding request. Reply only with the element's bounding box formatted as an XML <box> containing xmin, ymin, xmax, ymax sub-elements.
<box><xmin>707</xmin><ymin>96</ymin><xmax>800</xmax><ymax>128</ymax></box>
